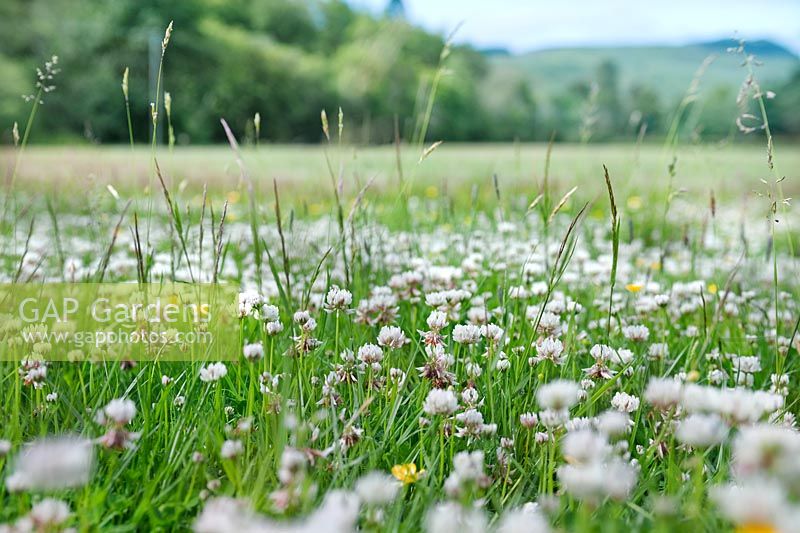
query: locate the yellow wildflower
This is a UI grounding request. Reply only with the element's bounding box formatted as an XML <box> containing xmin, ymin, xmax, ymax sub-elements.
<box><xmin>391</xmin><ymin>463</ymin><xmax>424</xmax><ymax>485</ymax></box>
<box><xmin>625</xmin><ymin>283</ymin><xmax>643</xmax><ymax>293</ymax></box>
<box><xmin>736</xmin><ymin>524</ymin><xmax>777</xmax><ymax>533</ymax></box>
<box><xmin>226</xmin><ymin>190</ymin><xmax>241</xmax><ymax>204</ymax></box>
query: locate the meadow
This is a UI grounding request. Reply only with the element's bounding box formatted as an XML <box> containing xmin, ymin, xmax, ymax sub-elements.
<box><xmin>0</xmin><ymin>129</ymin><xmax>799</xmax><ymax>533</ymax></box>
<box><xmin>1</xmin><ymin>20</ymin><xmax>800</xmax><ymax>532</ymax></box>
<box><xmin>5</xmin><ymin>141</ymin><xmax>798</xmax><ymax>200</ymax></box>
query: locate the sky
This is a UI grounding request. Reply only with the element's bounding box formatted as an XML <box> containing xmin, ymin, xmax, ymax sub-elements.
<box><xmin>351</xmin><ymin>0</ymin><xmax>800</xmax><ymax>54</ymax></box>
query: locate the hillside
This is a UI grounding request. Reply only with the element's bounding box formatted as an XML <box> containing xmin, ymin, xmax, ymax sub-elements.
<box><xmin>487</xmin><ymin>39</ymin><xmax>799</xmax><ymax>106</ymax></box>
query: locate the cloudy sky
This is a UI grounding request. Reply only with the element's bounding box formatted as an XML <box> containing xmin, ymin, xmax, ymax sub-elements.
<box><xmin>351</xmin><ymin>0</ymin><xmax>800</xmax><ymax>54</ymax></box>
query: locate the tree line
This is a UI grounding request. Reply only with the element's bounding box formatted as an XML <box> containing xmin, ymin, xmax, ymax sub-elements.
<box><xmin>1</xmin><ymin>0</ymin><xmax>797</xmax><ymax>145</ymax></box>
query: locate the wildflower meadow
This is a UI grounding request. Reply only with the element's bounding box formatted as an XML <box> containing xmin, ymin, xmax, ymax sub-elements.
<box><xmin>1</xmin><ymin>16</ymin><xmax>800</xmax><ymax>533</ymax></box>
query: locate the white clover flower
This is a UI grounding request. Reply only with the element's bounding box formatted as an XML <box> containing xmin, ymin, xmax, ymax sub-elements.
<box><xmin>301</xmin><ymin>317</ymin><xmax>318</xmax><ymax>333</ymax></box>
<box><xmin>732</xmin><ymin>423</ymin><xmax>800</xmax><ymax>478</ymax></box>
<box><xmin>103</xmin><ymin>398</ymin><xmax>137</xmax><ymax>425</ymax></box>
<box><xmin>564</xmin><ymin>417</ymin><xmax>596</xmax><ymax>432</ymax></box>
<box><xmin>561</xmin><ymin>429</ymin><xmax>611</xmax><ymax>464</ymax></box>
<box><xmin>277</xmin><ymin>447</ymin><xmax>307</xmax><ymax>485</ymax></box>
<box><xmin>200</xmin><ymin>362</ymin><xmax>228</xmax><ymax>383</ymax></box>
<box><xmin>355</xmin><ymin>471</ymin><xmax>399</xmax><ymax>505</ymax></box>
<box><xmin>261</xmin><ymin>304</ymin><xmax>280</xmax><ymax>322</ymax></box>
<box><xmin>520</xmin><ymin>412</ymin><xmax>539</xmax><ymax>429</ymax></box>
<box><xmin>611</xmin><ymin>392</ymin><xmax>640</xmax><ymax>413</ymax></box>
<box><xmin>467</xmin><ymin>306</ymin><xmax>489</xmax><ymax>325</ymax></box>
<box><xmin>496</xmin><ymin>506</ymin><xmax>551</xmax><ymax>533</ymax></box>
<box><xmin>684</xmin><ymin>325</ymin><xmax>699</xmax><ymax>338</ymax></box>
<box><xmin>711</xmin><ymin>479</ymin><xmax>788</xmax><ymax>528</ymax></box>
<box><xmin>612</xmin><ymin>348</ymin><xmax>634</xmax><ymax>365</ymax></box>
<box><xmin>325</xmin><ymin>285</ymin><xmax>353</xmax><ymax>311</ymax></box>
<box><xmin>238</xmin><ymin>290</ymin><xmax>264</xmax><ymax>318</ymax></box>
<box><xmin>732</xmin><ymin>355</ymin><xmax>761</xmax><ymax>374</ymax></box>
<box><xmin>465</xmin><ymin>361</ymin><xmax>482</xmax><ymax>378</ymax></box>
<box><xmin>770</xmin><ymin>373</ymin><xmax>790</xmax><ymax>396</ymax></box>
<box><xmin>423</xmin><ymin>389</ymin><xmax>458</xmax><ymax>416</ymax></box>
<box><xmin>558</xmin><ymin>458</ymin><xmax>637</xmax><ymax>503</ymax></box>
<box><xmin>357</xmin><ymin>343</ymin><xmax>384</xmax><ymax>364</ymax></box>
<box><xmin>452</xmin><ymin>324</ymin><xmax>482</xmax><ymax>345</ymax></box>
<box><xmin>496</xmin><ymin>354</ymin><xmax>510</xmax><ymax>372</ymax></box>
<box><xmin>195</xmin><ymin>490</ymin><xmax>360</xmax><ymax>533</ymax></box>
<box><xmin>654</xmin><ymin>294</ymin><xmax>670</xmax><ymax>306</ymax></box>
<box><xmin>304</xmin><ymin>490</ymin><xmax>361</xmax><ymax>532</ymax></box>
<box><xmin>676</xmin><ymin>413</ymin><xmax>728</xmax><ymax>448</ymax></box>
<box><xmin>622</xmin><ymin>324</ymin><xmax>649</xmax><ymax>342</ymax></box>
<box><xmin>647</xmin><ymin>343</ymin><xmax>669</xmax><ymax>359</ymax></box>
<box><xmin>480</xmin><ymin>323</ymin><xmax>504</xmax><ymax>344</ymax></box>
<box><xmin>589</xmin><ymin>344</ymin><xmax>616</xmax><ymax>362</ymax></box>
<box><xmin>425</xmin><ymin>291</ymin><xmax>447</xmax><ymax>308</ymax></box>
<box><xmin>194</xmin><ymin>497</ymin><xmax>255</xmax><ymax>533</ymax></box>
<box><xmin>508</xmin><ymin>286</ymin><xmax>530</xmax><ymax>300</ymax></box>
<box><xmin>220</xmin><ymin>439</ymin><xmax>243</xmax><ymax>459</ymax></box>
<box><xmin>596</xmin><ymin>410</ymin><xmax>631</xmax><ymax>438</ymax></box>
<box><xmin>708</xmin><ymin>368</ymin><xmax>727</xmax><ymax>386</ymax></box>
<box><xmin>681</xmin><ymin>385</ymin><xmax>783</xmax><ymax>425</ymax></box>
<box><xmin>19</xmin><ymin>358</ymin><xmax>47</xmax><ymax>389</ymax></box>
<box><xmin>537</xmin><ymin>380</ymin><xmax>580</xmax><ymax>410</ymax></box>
<box><xmin>461</xmin><ymin>387</ymin><xmax>479</xmax><ymax>405</ymax></box>
<box><xmin>242</xmin><ymin>342</ymin><xmax>264</xmax><ymax>360</ymax></box>
<box><xmin>427</xmin><ymin>311</ymin><xmax>449</xmax><ymax>331</ymax></box>
<box><xmin>389</xmin><ymin>367</ymin><xmax>407</xmax><ymax>386</ymax></box>
<box><xmin>452</xmin><ymin>450</ymin><xmax>485</xmax><ymax>481</ymax></box>
<box><xmin>377</xmin><ymin>326</ymin><xmax>409</xmax><ymax>349</ymax></box>
<box><xmin>536</xmin><ymin>312</ymin><xmax>561</xmax><ymax>336</ymax></box>
<box><xmin>644</xmin><ymin>378</ymin><xmax>683</xmax><ymax>410</ymax></box>
<box><xmin>266</xmin><ymin>321</ymin><xmax>284</xmax><ymax>335</ymax></box>
<box><xmin>28</xmin><ymin>498</ymin><xmax>71</xmax><ymax>529</ymax></box>
<box><xmin>455</xmin><ymin>409</ymin><xmax>496</xmax><ymax>438</ymax></box>
<box><xmin>5</xmin><ymin>437</ymin><xmax>93</xmax><ymax>492</ymax></box>
<box><xmin>535</xmin><ymin>337</ymin><xmax>565</xmax><ymax>365</ymax></box>
<box><xmin>426</xmin><ymin>501</ymin><xmax>487</xmax><ymax>533</ymax></box>
<box><xmin>293</xmin><ymin>310</ymin><xmax>313</xmax><ymax>325</ymax></box>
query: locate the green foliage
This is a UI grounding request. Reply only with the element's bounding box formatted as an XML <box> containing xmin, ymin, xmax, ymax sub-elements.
<box><xmin>1</xmin><ymin>0</ymin><xmax>484</xmax><ymax>144</ymax></box>
<box><xmin>0</xmin><ymin>54</ymin><xmax>27</xmax><ymax>138</ymax></box>
<box><xmin>0</xmin><ymin>0</ymin><xmax>798</xmax><ymax>144</ymax></box>
<box><xmin>490</xmin><ymin>42</ymin><xmax>800</xmax><ymax>142</ymax></box>
<box><xmin>769</xmin><ymin>69</ymin><xmax>800</xmax><ymax>135</ymax></box>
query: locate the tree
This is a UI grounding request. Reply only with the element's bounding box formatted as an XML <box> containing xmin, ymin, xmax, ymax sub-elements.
<box><xmin>593</xmin><ymin>60</ymin><xmax>623</xmax><ymax>139</ymax></box>
<box><xmin>628</xmin><ymin>84</ymin><xmax>662</xmax><ymax>134</ymax></box>
<box><xmin>769</xmin><ymin>68</ymin><xmax>800</xmax><ymax>136</ymax></box>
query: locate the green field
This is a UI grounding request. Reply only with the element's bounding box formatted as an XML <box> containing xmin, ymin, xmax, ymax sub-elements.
<box><xmin>5</xmin><ymin>142</ymin><xmax>798</xmax><ymax>199</ymax></box>
<box><xmin>3</xmin><ymin>0</ymin><xmax>800</xmax><ymax>529</ymax></box>
<box><xmin>2</xmin><ymin>136</ymin><xmax>800</xmax><ymax>531</ymax></box>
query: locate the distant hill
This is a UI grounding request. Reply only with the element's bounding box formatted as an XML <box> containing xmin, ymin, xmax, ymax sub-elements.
<box><xmin>697</xmin><ymin>38</ymin><xmax>797</xmax><ymax>57</ymax></box>
<box><xmin>486</xmin><ymin>39</ymin><xmax>799</xmax><ymax>106</ymax></box>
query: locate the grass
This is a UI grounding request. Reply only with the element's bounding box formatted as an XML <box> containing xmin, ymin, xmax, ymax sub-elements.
<box><xmin>0</xmin><ymin>128</ymin><xmax>799</xmax><ymax>531</ymax></box>
<box><xmin>1</xmin><ymin>37</ymin><xmax>799</xmax><ymax>530</ymax></box>
<box><xmin>3</xmin><ymin>141</ymin><xmax>798</xmax><ymax>199</ymax></box>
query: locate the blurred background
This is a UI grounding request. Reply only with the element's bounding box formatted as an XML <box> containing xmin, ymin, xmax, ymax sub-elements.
<box><xmin>1</xmin><ymin>0</ymin><xmax>798</xmax><ymax>145</ymax></box>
